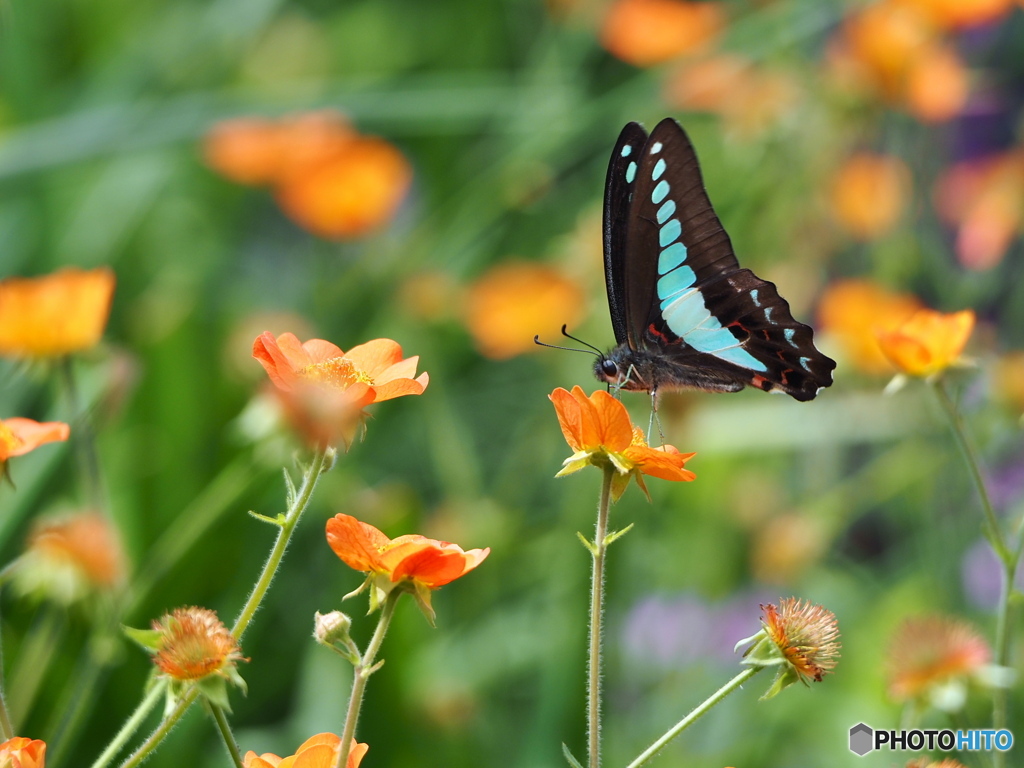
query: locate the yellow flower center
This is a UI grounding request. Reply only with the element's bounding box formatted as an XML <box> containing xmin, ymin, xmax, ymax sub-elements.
<box><xmin>629</xmin><ymin>426</ymin><xmax>649</xmax><ymax>448</ymax></box>
<box><xmin>0</xmin><ymin>422</ymin><xmax>22</xmax><ymax>458</ymax></box>
<box><xmin>300</xmin><ymin>357</ymin><xmax>374</xmax><ymax>389</ymax></box>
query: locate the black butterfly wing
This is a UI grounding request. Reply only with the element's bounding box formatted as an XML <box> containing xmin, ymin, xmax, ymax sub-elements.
<box><xmin>603</xmin><ymin>121</ymin><xmax>650</xmax><ymax>348</ymax></box>
<box><xmin>620</xmin><ymin>118</ymin><xmax>835</xmax><ymax>400</ymax></box>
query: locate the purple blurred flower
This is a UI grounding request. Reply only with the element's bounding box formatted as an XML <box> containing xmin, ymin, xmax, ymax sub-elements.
<box><xmin>962</xmin><ymin>539</ymin><xmax>1024</xmax><ymax>610</ymax></box>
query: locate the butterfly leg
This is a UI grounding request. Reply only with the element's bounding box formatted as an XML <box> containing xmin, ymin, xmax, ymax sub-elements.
<box><xmin>646</xmin><ymin>389</ymin><xmax>666</xmax><ymax>446</ymax></box>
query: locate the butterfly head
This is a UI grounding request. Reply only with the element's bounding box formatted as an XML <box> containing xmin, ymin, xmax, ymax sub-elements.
<box><xmin>593</xmin><ymin>345</ymin><xmax>652</xmax><ymax>393</ymax></box>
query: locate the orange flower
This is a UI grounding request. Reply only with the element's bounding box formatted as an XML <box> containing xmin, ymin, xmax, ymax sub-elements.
<box><xmin>326</xmin><ymin>514</ymin><xmax>489</xmax><ymax>622</ymax></box>
<box><xmin>907</xmin><ymin>0</ymin><xmax>1016</xmax><ymax>29</ymax></box>
<box><xmin>664</xmin><ymin>56</ymin><xmax>802</xmax><ymax>137</ymax></box>
<box><xmin>0</xmin><ymin>418</ymin><xmax>70</xmax><ymax>469</ymax></box>
<box><xmin>0</xmin><ymin>268</ymin><xmax>115</xmax><ymax>357</ymax></box>
<box><xmin>15</xmin><ymin>511</ymin><xmax>125</xmax><ymax>604</ymax></box>
<box><xmin>906</xmin><ymin>760</ymin><xmax>967</xmax><ymax>768</ymax></box>
<box><xmin>253</xmin><ymin>332</ymin><xmax>428</xmax><ymax>402</ymax></box>
<box><xmin>276</xmin><ymin>135</ymin><xmax>412</xmax><ymax>239</ymax></box>
<box><xmin>828</xmin><ymin>153</ymin><xmax>911</xmax><ymax>240</ymax></box>
<box><xmin>842</xmin><ymin>1</ymin><xmax>936</xmax><ymax>101</ymax></box>
<box><xmin>875</xmin><ymin>308</ymin><xmax>975</xmax><ymax>377</ymax></box>
<box><xmin>817</xmin><ymin>279</ymin><xmax>922</xmax><ymax>375</ymax></box>
<box><xmin>739</xmin><ymin>598</ymin><xmax>840</xmax><ymax>699</ymax></box>
<box><xmin>243</xmin><ymin>733</ymin><xmax>367</xmax><ymax>768</ymax></box>
<box><xmin>888</xmin><ymin>615</ymin><xmax>999</xmax><ymax>710</ymax></box>
<box><xmin>549</xmin><ymin>386</ymin><xmax>695</xmax><ymax>500</ymax></box>
<box><xmin>203</xmin><ymin>112</ymin><xmax>354</xmax><ymax>186</ymax></box>
<box><xmin>905</xmin><ymin>43</ymin><xmax>968</xmax><ymax>123</ymax></box>
<box><xmin>0</xmin><ymin>737</ymin><xmax>46</xmax><ymax>768</ymax></box>
<box><xmin>600</xmin><ymin>0</ymin><xmax>725</xmax><ymax>67</ymax></box>
<box><xmin>463</xmin><ymin>262</ymin><xmax>585</xmax><ymax>360</ymax></box>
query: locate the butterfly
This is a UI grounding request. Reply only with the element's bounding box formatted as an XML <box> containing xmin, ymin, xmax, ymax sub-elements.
<box><xmin>594</xmin><ymin>118</ymin><xmax>836</xmax><ymax>402</ymax></box>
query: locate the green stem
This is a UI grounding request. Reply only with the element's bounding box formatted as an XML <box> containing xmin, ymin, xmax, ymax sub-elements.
<box><xmin>87</xmin><ymin>679</ymin><xmax>167</xmax><ymax>768</ymax></box>
<box><xmin>0</xmin><ymin>602</ymin><xmax>12</xmax><ymax>740</ymax></box>
<box><xmin>333</xmin><ymin>590</ymin><xmax>401</xmax><ymax>768</ymax></box>
<box><xmin>930</xmin><ymin>379</ymin><xmax>1009</xmax><ymax>563</ymax></box>
<box><xmin>587</xmin><ymin>466</ymin><xmax>614</xmax><ymax>768</ymax></box>
<box><xmin>624</xmin><ymin>667</ymin><xmax>761</xmax><ymax>768</ymax></box>
<box><xmin>930</xmin><ymin>378</ymin><xmax>1016</xmax><ymax>767</ymax></box>
<box><xmin>209</xmin><ymin>702</ymin><xmax>245</xmax><ymax>768</ymax></box>
<box><xmin>116</xmin><ymin>690</ymin><xmax>197</xmax><ymax>768</ymax></box>
<box><xmin>8</xmin><ymin>606</ymin><xmax>63</xmax><ymax>725</ymax></box>
<box><xmin>111</xmin><ymin>448</ymin><xmax>329</xmax><ymax>767</ymax></box>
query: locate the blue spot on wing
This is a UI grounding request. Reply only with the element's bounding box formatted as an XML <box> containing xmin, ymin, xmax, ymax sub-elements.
<box><xmin>658</xmin><ymin>242</ymin><xmax>688</xmax><ymax>272</ymax></box>
<box><xmin>657</xmin><ymin>200</ymin><xmax>676</xmax><ymax>224</ymax></box>
<box><xmin>652</xmin><ymin>180</ymin><xmax>670</xmax><ymax>204</ymax></box>
<box><xmin>652</xmin><ymin>158</ymin><xmax>666</xmax><ymax>180</ymax></box>
<box><xmin>657</xmin><ymin>267</ymin><xmax>696</xmax><ymax>300</ymax></box>
<box><xmin>626</xmin><ymin>161</ymin><xmax>637</xmax><ymax>183</ymax></box>
<box><xmin>621</xmin><ymin>145</ymin><xmax>633</xmax><ymax>157</ymax></box>
<box><xmin>660</xmin><ymin>291</ymin><xmax>768</xmax><ymax>372</ymax></box>
<box><xmin>659</xmin><ymin>219</ymin><xmax>681</xmax><ymax>247</ymax></box>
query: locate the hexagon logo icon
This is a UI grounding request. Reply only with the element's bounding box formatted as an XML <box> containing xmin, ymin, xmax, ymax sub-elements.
<box><xmin>849</xmin><ymin>723</ymin><xmax>873</xmax><ymax>756</ymax></box>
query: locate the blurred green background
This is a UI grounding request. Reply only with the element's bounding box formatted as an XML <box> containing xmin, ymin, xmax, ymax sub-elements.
<box><xmin>2</xmin><ymin>0</ymin><xmax>1024</xmax><ymax>765</ymax></box>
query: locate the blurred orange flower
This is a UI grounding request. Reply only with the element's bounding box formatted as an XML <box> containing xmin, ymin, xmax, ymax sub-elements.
<box><xmin>244</xmin><ymin>733</ymin><xmax>367</xmax><ymax>768</ymax></box>
<box><xmin>888</xmin><ymin>615</ymin><xmax>993</xmax><ymax>709</ymax></box>
<box><xmin>276</xmin><ymin>135</ymin><xmax>412</xmax><ymax>239</ymax></box>
<box><xmin>17</xmin><ymin>511</ymin><xmax>125</xmax><ymax>603</ymax></box>
<box><xmin>463</xmin><ymin>262</ymin><xmax>585</xmax><ymax>360</ymax></box>
<box><xmin>875</xmin><ymin>308</ymin><xmax>974</xmax><ymax>377</ymax></box>
<box><xmin>908</xmin><ymin>0</ymin><xmax>1016</xmax><ymax>29</ymax></box>
<box><xmin>253</xmin><ymin>332</ymin><xmax>427</xmax><ymax>448</ymax></box>
<box><xmin>0</xmin><ymin>268</ymin><xmax>115</xmax><ymax>357</ymax></box>
<box><xmin>664</xmin><ymin>55</ymin><xmax>801</xmax><ymax>137</ymax></box>
<box><xmin>905</xmin><ymin>759</ymin><xmax>967</xmax><ymax>768</ymax></box>
<box><xmin>828</xmin><ymin>153</ymin><xmax>911</xmax><ymax>240</ymax></box>
<box><xmin>833</xmin><ymin>1</ymin><xmax>970</xmax><ymax>122</ymax></box>
<box><xmin>204</xmin><ymin>111</ymin><xmax>411</xmax><ymax>239</ymax></box>
<box><xmin>905</xmin><ymin>43</ymin><xmax>968</xmax><ymax>123</ymax></box>
<box><xmin>549</xmin><ymin>386</ymin><xmax>695</xmax><ymax>500</ymax></box>
<box><xmin>0</xmin><ymin>418</ymin><xmax>70</xmax><ymax>468</ymax></box>
<box><xmin>600</xmin><ymin>0</ymin><xmax>725</xmax><ymax>67</ymax></box>
<box><xmin>0</xmin><ymin>737</ymin><xmax>46</xmax><ymax>768</ymax></box>
<box><xmin>326</xmin><ymin>513</ymin><xmax>489</xmax><ymax>621</ymax></box>
<box><xmin>933</xmin><ymin>151</ymin><xmax>1024</xmax><ymax>270</ymax></box>
<box><xmin>817</xmin><ymin>279</ymin><xmax>922</xmax><ymax>375</ymax></box>
<box><xmin>203</xmin><ymin>112</ymin><xmax>354</xmax><ymax>186</ymax></box>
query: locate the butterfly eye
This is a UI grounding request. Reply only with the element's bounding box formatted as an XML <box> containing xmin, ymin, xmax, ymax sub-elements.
<box><xmin>600</xmin><ymin>359</ymin><xmax>618</xmax><ymax>378</ymax></box>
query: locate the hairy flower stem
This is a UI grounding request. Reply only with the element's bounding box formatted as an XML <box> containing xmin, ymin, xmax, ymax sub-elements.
<box><xmin>587</xmin><ymin>465</ymin><xmax>614</xmax><ymax>768</ymax></box>
<box><xmin>624</xmin><ymin>667</ymin><xmax>761</xmax><ymax>768</ymax></box>
<box><xmin>108</xmin><ymin>448</ymin><xmax>330</xmax><ymax>768</ymax></box>
<box><xmin>209</xmin><ymin>702</ymin><xmax>245</xmax><ymax>768</ymax></box>
<box><xmin>334</xmin><ymin>590</ymin><xmax>401</xmax><ymax>768</ymax></box>
<box><xmin>931</xmin><ymin>378</ymin><xmax>1017</xmax><ymax>766</ymax></box>
<box><xmin>86</xmin><ymin>679</ymin><xmax>167</xmax><ymax>768</ymax></box>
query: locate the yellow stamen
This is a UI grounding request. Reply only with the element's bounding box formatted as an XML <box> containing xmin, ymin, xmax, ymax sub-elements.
<box><xmin>0</xmin><ymin>422</ymin><xmax>22</xmax><ymax>456</ymax></box>
<box><xmin>300</xmin><ymin>357</ymin><xmax>374</xmax><ymax>389</ymax></box>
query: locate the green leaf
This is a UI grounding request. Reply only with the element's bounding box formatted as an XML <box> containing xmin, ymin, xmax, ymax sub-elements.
<box><xmin>123</xmin><ymin>625</ymin><xmax>163</xmax><ymax>653</ymax></box>
<box><xmin>576</xmin><ymin>531</ymin><xmax>597</xmax><ymax>555</ymax></box>
<box><xmin>561</xmin><ymin>744</ymin><xmax>585</xmax><ymax>768</ymax></box>
<box><xmin>604</xmin><ymin>523</ymin><xmax>634</xmax><ymax>547</ymax></box>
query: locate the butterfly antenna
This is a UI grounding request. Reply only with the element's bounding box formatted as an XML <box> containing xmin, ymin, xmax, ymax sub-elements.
<box><xmin>560</xmin><ymin>325</ymin><xmax>604</xmax><ymax>355</ymax></box>
<box><xmin>536</xmin><ymin>331</ymin><xmax>598</xmax><ymax>354</ymax></box>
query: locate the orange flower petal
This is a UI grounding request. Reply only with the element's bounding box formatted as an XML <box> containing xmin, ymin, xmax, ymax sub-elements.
<box><xmin>0</xmin><ymin>737</ymin><xmax>46</xmax><ymax>768</ymax></box>
<box><xmin>829</xmin><ymin>153</ymin><xmax>911</xmax><ymax>240</ymax></box>
<box><xmin>0</xmin><ymin>267</ymin><xmax>115</xmax><ymax>357</ymax></box>
<box><xmin>325</xmin><ymin>514</ymin><xmax>390</xmax><ymax>573</ymax></box>
<box><xmin>343</xmin><ymin>338</ymin><xmax>405</xmax><ymax>377</ymax></box>
<box><xmin>290</xmin><ymin>744</ymin><xmax>336</xmax><ymax>768</ymax></box>
<box><xmin>369</xmin><ymin>372</ymin><xmax>429</xmax><ymax>402</ymax></box>
<box><xmin>301</xmin><ymin>338</ymin><xmax>346</xmax><ymax>365</ymax></box>
<box><xmin>587</xmin><ymin>389</ymin><xmax>634</xmax><ymax>452</ymax></box>
<box><xmin>549</xmin><ymin>387</ymin><xmax>585</xmax><ymax>451</ymax></box>
<box><xmin>386</xmin><ymin>543</ymin><xmax>490</xmax><ymax>588</ymax></box>
<box><xmin>0</xmin><ymin>418</ymin><xmax>70</xmax><ymax>462</ymax></box>
<box><xmin>600</xmin><ymin>0</ymin><xmax>726</xmax><ymax>67</ymax></box>
<box><xmin>627</xmin><ymin>445</ymin><xmax>698</xmax><ymax>481</ymax></box>
<box><xmin>876</xmin><ymin>308</ymin><xmax>974</xmax><ymax>376</ymax></box>
<box><xmin>253</xmin><ymin>332</ymin><xmax>305</xmax><ymax>391</ymax></box>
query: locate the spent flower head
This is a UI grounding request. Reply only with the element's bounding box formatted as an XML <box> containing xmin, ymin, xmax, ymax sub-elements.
<box><xmin>737</xmin><ymin>597</ymin><xmax>840</xmax><ymax>699</ymax></box>
<box><xmin>0</xmin><ymin>737</ymin><xmax>46</xmax><ymax>768</ymax></box>
<box><xmin>14</xmin><ymin>511</ymin><xmax>125</xmax><ymax>605</ymax></box>
<box><xmin>0</xmin><ymin>268</ymin><xmax>115</xmax><ymax>357</ymax></box>
<box><xmin>127</xmin><ymin>607</ymin><xmax>247</xmax><ymax>712</ymax></box>
<box><xmin>243</xmin><ymin>733</ymin><xmax>367</xmax><ymax>768</ymax></box>
<box><xmin>887</xmin><ymin>615</ymin><xmax>1011</xmax><ymax>712</ymax></box>
<box><xmin>0</xmin><ymin>418</ymin><xmax>70</xmax><ymax>481</ymax></box>
<box><xmin>550</xmin><ymin>386</ymin><xmax>695</xmax><ymax>500</ymax></box>
<box><xmin>326</xmin><ymin>513</ymin><xmax>489</xmax><ymax>625</ymax></box>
